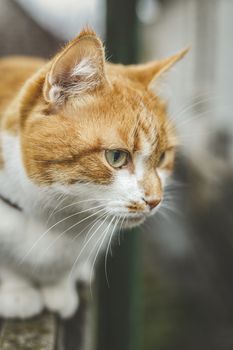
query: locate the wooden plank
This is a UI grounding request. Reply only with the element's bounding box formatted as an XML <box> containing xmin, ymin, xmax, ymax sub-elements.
<box><xmin>0</xmin><ymin>284</ymin><xmax>91</xmax><ymax>350</ymax></box>
<box><xmin>0</xmin><ymin>313</ymin><xmax>57</xmax><ymax>350</ymax></box>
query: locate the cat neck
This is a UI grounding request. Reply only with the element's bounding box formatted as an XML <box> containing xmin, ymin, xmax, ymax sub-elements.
<box><xmin>0</xmin><ymin>132</ymin><xmax>80</xmax><ymax>224</ymax></box>
<box><xmin>0</xmin><ymin>132</ymin><xmax>44</xmax><ymax>214</ymax></box>
<box><xmin>0</xmin><ymin>62</ymin><xmax>48</xmax><ymax>213</ymax></box>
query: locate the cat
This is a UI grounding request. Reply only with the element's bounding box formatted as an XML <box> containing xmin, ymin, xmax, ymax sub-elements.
<box><xmin>0</xmin><ymin>28</ymin><xmax>187</xmax><ymax>319</ymax></box>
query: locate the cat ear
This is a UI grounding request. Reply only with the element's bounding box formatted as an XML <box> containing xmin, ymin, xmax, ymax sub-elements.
<box><xmin>43</xmin><ymin>29</ymin><xmax>107</xmax><ymax>104</ymax></box>
<box><xmin>126</xmin><ymin>48</ymin><xmax>189</xmax><ymax>87</ymax></box>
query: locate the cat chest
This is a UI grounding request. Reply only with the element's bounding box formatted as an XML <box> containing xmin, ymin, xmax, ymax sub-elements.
<box><xmin>0</xmin><ymin>207</ymin><xmax>93</xmax><ymax>275</ymax></box>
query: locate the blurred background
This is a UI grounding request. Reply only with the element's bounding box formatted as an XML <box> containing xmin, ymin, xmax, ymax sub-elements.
<box><xmin>0</xmin><ymin>0</ymin><xmax>233</xmax><ymax>349</ymax></box>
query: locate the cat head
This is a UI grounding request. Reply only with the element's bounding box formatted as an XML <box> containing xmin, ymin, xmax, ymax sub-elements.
<box><xmin>20</xmin><ymin>29</ymin><xmax>187</xmax><ymax>227</ymax></box>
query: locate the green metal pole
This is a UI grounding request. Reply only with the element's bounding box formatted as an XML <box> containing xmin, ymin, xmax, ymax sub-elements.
<box><xmin>105</xmin><ymin>0</ymin><xmax>138</xmax><ymax>64</ymax></box>
<box><xmin>96</xmin><ymin>1</ymin><xmax>141</xmax><ymax>350</ymax></box>
<box><xmin>96</xmin><ymin>232</ymin><xmax>141</xmax><ymax>350</ymax></box>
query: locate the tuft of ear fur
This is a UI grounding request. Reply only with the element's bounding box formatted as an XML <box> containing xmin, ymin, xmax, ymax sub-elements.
<box><xmin>126</xmin><ymin>48</ymin><xmax>189</xmax><ymax>87</ymax></box>
<box><xmin>44</xmin><ymin>29</ymin><xmax>107</xmax><ymax>104</ymax></box>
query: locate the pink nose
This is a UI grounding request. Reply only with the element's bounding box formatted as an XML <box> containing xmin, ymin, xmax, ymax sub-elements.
<box><xmin>144</xmin><ymin>199</ymin><xmax>161</xmax><ymax>210</ymax></box>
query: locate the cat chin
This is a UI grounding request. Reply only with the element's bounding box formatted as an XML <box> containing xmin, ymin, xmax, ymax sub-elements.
<box><xmin>122</xmin><ymin>216</ymin><xmax>146</xmax><ymax>229</ymax></box>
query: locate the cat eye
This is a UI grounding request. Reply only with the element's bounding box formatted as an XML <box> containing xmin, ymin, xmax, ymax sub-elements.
<box><xmin>105</xmin><ymin>150</ymin><xmax>129</xmax><ymax>168</ymax></box>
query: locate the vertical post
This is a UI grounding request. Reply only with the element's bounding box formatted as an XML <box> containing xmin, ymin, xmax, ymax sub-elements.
<box><xmin>96</xmin><ymin>1</ymin><xmax>141</xmax><ymax>350</ymax></box>
<box><xmin>106</xmin><ymin>0</ymin><xmax>138</xmax><ymax>64</ymax></box>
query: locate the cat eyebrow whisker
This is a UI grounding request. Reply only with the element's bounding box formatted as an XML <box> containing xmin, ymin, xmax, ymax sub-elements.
<box><xmin>175</xmin><ymin>109</ymin><xmax>217</xmax><ymax>131</ymax></box>
<box><xmin>169</xmin><ymin>95</ymin><xmax>220</xmax><ymax>125</ymax></box>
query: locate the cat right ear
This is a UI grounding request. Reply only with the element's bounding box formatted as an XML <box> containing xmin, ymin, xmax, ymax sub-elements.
<box><xmin>43</xmin><ymin>29</ymin><xmax>107</xmax><ymax>104</ymax></box>
<box><xmin>125</xmin><ymin>48</ymin><xmax>189</xmax><ymax>88</ymax></box>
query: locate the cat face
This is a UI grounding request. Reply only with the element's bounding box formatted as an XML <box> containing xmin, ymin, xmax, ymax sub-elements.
<box><xmin>20</xmin><ymin>29</ymin><xmax>187</xmax><ymax>227</ymax></box>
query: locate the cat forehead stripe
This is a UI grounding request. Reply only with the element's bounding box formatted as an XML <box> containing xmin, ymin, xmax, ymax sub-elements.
<box><xmin>134</xmin><ymin>112</ymin><xmax>157</xmax><ymax>155</ymax></box>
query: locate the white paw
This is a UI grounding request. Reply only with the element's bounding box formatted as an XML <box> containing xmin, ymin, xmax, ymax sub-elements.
<box><xmin>42</xmin><ymin>280</ymin><xmax>79</xmax><ymax>318</ymax></box>
<box><xmin>0</xmin><ymin>284</ymin><xmax>44</xmax><ymax>319</ymax></box>
<box><xmin>76</xmin><ymin>262</ymin><xmax>93</xmax><ymax>284</ymax></box>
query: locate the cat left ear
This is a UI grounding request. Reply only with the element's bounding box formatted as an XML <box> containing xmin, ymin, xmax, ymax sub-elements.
<box><xmin>126</xmin><ymin>48</ymin><xmax>189</xmax><ymax>88</ymax></box>
<box><xmin>44</xmin><ymin>29</ymin><xmax>107</xmax><ymax>104</ymax></box>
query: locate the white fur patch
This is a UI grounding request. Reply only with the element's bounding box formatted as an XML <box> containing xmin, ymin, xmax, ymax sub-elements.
<box><xmin>48</xmin><ymin>84</ymin><xmax>63</xmax><ymax>103</ymax></box>
<box><xmin>134</xmin><ymin>139</ymin><xmax>152</xmax><ymax>180</ymax></box>
<box><xmin>0</xmin><ymin>267</ymin><xmax>43</xmax><ymax>319</ymax></box>
<box><xmin>71</xmin><ymin>57</ymin><xmax>97</xmax><ymax>78</ymax></box>
<box><xmin>42</xmin><ymin>278</ymin><xmax>78</xmax><ymax>318</ymax></box>
<box><xmin>49</xmin><ymin>57</ymin><xmax>99</xmax><ymax>103</ymax></box>
<box><xmin>157</xmin><ymin>168</ymin><xmax>169</xmax><ymax>187</ymax></box>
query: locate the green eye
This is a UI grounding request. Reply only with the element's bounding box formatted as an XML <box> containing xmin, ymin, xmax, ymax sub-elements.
<box><xmin>105</xmin><ymin>150</ymin><xmax>129</xmax><ymax>168</ymax></box>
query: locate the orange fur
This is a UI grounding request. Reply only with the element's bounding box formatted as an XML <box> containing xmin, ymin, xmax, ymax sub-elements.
<box><xmin>0</xmin><ymin>30</ymin><xmax>187</xmax><ymax>198</ymax></box>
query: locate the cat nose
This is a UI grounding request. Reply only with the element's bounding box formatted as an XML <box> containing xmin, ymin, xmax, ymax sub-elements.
<box><xmin>144</xmin><ymin>198</ymin><xmax>161</xmax><ymax>210</ymax></box>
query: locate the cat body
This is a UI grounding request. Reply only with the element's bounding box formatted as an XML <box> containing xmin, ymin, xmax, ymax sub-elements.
<box><xmin>0</xmin><ymin>29</ymin><xmax>187</xmax><ymax>318</ymax></box>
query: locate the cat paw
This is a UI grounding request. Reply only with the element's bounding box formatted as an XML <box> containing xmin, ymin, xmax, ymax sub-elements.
<box><xmin>41</xmin><ymin>280</ymin><xmax>78</xmax><ymax>318</ymax></box>
<box><xmin>0</xmin><ymin>284</ymin><xmax>44</xmax><ymax>319</ymax></box>
<box><xmin>76</xmin><ymin>262</ymin><xmax>93</xmax><ymax>284</ymax></box>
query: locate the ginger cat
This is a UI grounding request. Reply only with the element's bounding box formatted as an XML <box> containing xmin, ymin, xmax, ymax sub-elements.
<box><xmin>0</xmin><ymin>29</ymin><xmax>187</xmax><ymax>318</ymax></box>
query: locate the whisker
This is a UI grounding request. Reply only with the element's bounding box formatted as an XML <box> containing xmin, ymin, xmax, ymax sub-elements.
<box><xmin>20</xmin><ymin>204</ymin><xmax>106</xmax><ymax>263</ymax></box>
<box><xmin>169</xmin><ymin>94</ymin><xmax>221</xmax><ymax>124</ymax></box>
<box><xmin>105</xmin><ymin>216</ymin><xmax>121</xmax><ymax>287</ymax></box>
<box><xmin>117</xmin><ymin>215</ymin><xmax>126</xmax><ymax>246</ymax></box>
<box><xmin>81</xmin><ymin>210</ymin><xmax>112</xmax><ymax>246</ymax></box>
<box><xmin>175</xmin><ymin>109</ymin><xmax>217</xmax><ymax>130</ymax></box>
<box><xmin>53</xmin><ymin>198</ymin><xmax>113</xmax><ymax>214</ymax></box>
<box><xmin>40</xmin><ymin>209</ymin><xmax>109</xmax><ymax>259</ymax></box>
<box><xmin>71</xmin><ymin>213</ymin><xmax>106</xmax><ymax>242</ymax></box>
<box><xmin>85</xmin><ymin>214</ymin><xmax>112</xmax><ymax>265</ymax></box>
<box><xmin>46</xmin><ymin>193</ymin><xmax>67</xmax><ymax>225</ymax></box>
<box><xmin>159</xmin><ymin>203</ymin><xmax>182</xmax><ymax>217</ymax></box>
<box><xmin>89</xmin><ymin>216</ymin><xmax>116</xmax><ymax>296</ymax></box>
<box><xmin>68</xmin><ymin>214</ymin><xmax>113</xmax><ymax>281</ymax></box>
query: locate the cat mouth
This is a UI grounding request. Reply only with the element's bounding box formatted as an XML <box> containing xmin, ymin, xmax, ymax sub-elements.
<box><xmin>98</xmin><ymin>211</ymin><xmax>147</xmax><ymax>228</ymax></box>
<box><xmin>110</xmin><ymin>213</ymin><xmax>146</xmax><ymax>227</ymax></box>
<box><xmin>126</xmin><ymin>216</ymin><xmax>145</xmax><ymax>223</ymax></box>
